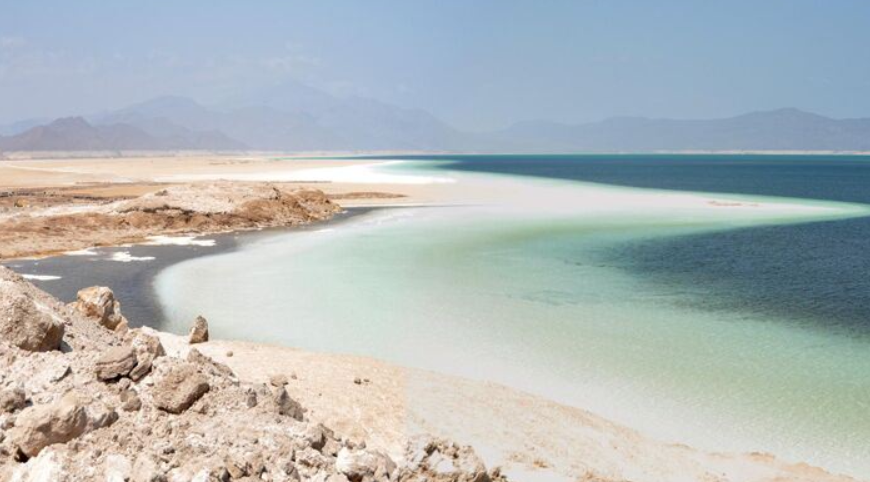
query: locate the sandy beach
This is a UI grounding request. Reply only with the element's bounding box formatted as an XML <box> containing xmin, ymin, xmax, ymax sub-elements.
<box><xmin>1</xmin><ymin>153</ymin><xmax>866</xmax><ymax>481</ymax></box>
<box><xmin>0</xmin><ymin>154</ymin><xmax>440</xmax><ymax>206</ymax></box>
<box><xmin>156</xmin><ymin>333</ymin><xmax>858</xmax><ymax>482</ymax></box>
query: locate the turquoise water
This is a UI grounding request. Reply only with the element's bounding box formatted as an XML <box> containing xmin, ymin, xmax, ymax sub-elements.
<box><xmin>155</xmin><ymin>159</ymin><xmax>870</xmax><ymax>476</ymax></box>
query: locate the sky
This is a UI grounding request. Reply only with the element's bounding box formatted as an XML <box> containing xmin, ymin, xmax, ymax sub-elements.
<box><xmin>1</xmin><ymin>0</ymin><xmax>869</xmax><ymax>130</ymax></box>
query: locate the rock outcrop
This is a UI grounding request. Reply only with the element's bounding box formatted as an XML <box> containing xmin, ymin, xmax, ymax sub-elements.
<box><xmin>396</xmin><ymin>437</ymin><xmax>502</xmax><ymax>482</ymax></box>
<box><xmin>336</xmin><ymin>446</ymin><xmax>397</xmax><ymax>481</ymax></box>
<box><xmin>7</xmin><ymin>392</ymin><xmax>117</xmax><ymax>459</ymax></box>
<box><xmin>273</xmin><ymin>385</ymin><xmax>304</xmax><ymax>420</ymax></box>
<box><xmin>0</xmin><ymin>388</ymin><xmax>25</xmax><ymax>414</ymax></box>
<box><xmin>72</xmin><ymin>287</ymin><xmax>127</xmax><ymax>331</ymax></box>
<box><xmin>149</xmin><ymin>363</ymin><xmax>210</xmax><ymax>414</ymax></box>
<box><xmin>0</xmin><ymin>266</ymin><xmax>504</xmax><ymax>482</ymax></box>
<box><xmin>0</xmin><ymin>183</ymin><xmax>343</xmax><ymax>260</ymax></box>
<box><xmin>0</xmin><ymin>286</ymin><xmax>64</xmax><ymax>352</ymax></box>
<box><xmin>188</xmin><ymin>315</ymin><xmax>209</xmax><ymax>344</ymax></box>
<box><xmin>93</xmin><ymin>346</ymin><xmax>137</xmax><ymax>381</ymax></box>
<box><xmin>125</xmin><ymin>327</ymin><xmax>165</xmax><ymax>382</ymax></box>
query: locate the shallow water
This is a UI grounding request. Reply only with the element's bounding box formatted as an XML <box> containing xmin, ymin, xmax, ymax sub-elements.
<box><xmin>155</xmin><ymin>158</ymin><xmax>870</xmax><ymax>477</ymax></box>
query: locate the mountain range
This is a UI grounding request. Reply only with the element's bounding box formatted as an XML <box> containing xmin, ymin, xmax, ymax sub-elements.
<box><xmin>2</xmin><ymin>81</ymin><xmax>870</xmax><ymax>153</ymax></box>
<box><xmin>0</xmin><ymin>116</ymin><xmax>243</xmax><ymax>152</ymax></box>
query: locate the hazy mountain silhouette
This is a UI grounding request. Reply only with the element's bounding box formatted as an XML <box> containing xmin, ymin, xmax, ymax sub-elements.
<box><xmin>3</xmin><ymin>82</ymin><xmax>870</xmax><ymax>152</ymax></box>
<box><xmin>0</xmin><ymin>116</ymin><xmax>244</xmax><ymax>151</ymax></box>
<box><xmin>497</xmin><ymin>108</ymin><xmax>870</xmax><ymax>152</ymax></box>
<box><xmin>0</xmin><ymin>118</ymin><xmax>52</xmax><ymax>136</ymax></box>
<box><xmin>94</xmin><ymin>86</ymin><xmax>475</xmax><ymax>151</ymax></box>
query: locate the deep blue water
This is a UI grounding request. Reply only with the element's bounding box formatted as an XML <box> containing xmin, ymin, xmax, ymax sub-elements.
<box><xmin>392</xmin><ymin>154</ymin><xmax>870</xmax><ymax>336</ymax></box>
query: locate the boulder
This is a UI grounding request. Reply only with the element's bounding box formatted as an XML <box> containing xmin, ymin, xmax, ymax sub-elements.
<box><xmin>151</xmin><ymin>363</ymin><xmax>210</xmax><ymax>414</ymax></box>
<box><xmin>0</xmin><ymin>290</ymin><xmax>64</xmax><ymax>352</ymax></box>
<box><xmin>126</xmin><ymin>328</ymin><xmax>166</xmax><ymax>359</ymax></box>
<box><xmin>274</xmin><ymin>386</ymin><xmax>304</xmax><ymax>420</ymax></box>
<box><xmin>336</xmin><ymin>447</ymin><xmax>396</xmax><ymax>481</ymax></box>
<box><xmin>300</xmin><ymin>423</ymin><xmax>330</xmax><ymax>452</ymax></box>
<box><xmin>73</xmin><ymin>286</ymin><xmax>127</xmax><ymax>330</ymax></box>
<box><xmin>186</xmin><ymin>348</ymin><xmax>235</xmax><ymax>380</ymax></box>
<box><xmin>128</xmin><ymin>357</ymin><xmax>152</xmax><ymax>382</ymax></box>
<box><xmin>9</xmin><ymin>392</ymin><xmax>117</xmax><ymax>458</ymax></box>
<box><xmin>94</xmin><ymin>346</ymin><xmax>137</xmax><ymax>381</ymax></box>
<box><xmin>0</xmin><ymin>387</ymin><xmax>26</xmax><ymax>413</ymax></box>
<box><xmin>396</xmin><ymin>437</ymin><xmax>494</xmax><ymax>482</ymax></box>
<box><xmin>125</xmin><ymin>328</ymin><xmax>166</xmax><ymax>381</ymax></box>
<box><xmin>188</xmin><ymin>316</ymin><xmax>209</xmax><ymax>344</ymax></box>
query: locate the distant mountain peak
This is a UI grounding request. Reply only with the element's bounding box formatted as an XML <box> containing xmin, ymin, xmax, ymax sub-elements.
<box><xmin>499</xmin><ymin>108</ymin><xmax>870</xmax><ymax>152</ymax></box>
<box><xmin>768</xmin><ymin>107</ymin><xmax>805</xmax><ymax>114</ymax></box>
<box><xmin>48</xmin><ymin>116</ymin><xmax>92</xmax><ymax>128</ymax></box>
<box><xmin>4</xmin><ymin>91</ymin><xmax>870</xmax><ymax>153</ymax></box>
<box><xmin>0</xmin><ymin>113</ymin><xmax>245</xmax><ymax>152</ymax></box>
<box><xmin>735</xmin><ymin>107</ymin><xmax>827</xmax><ymax>121</ymax></box>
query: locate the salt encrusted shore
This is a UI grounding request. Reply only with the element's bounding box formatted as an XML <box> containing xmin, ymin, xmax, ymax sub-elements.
<box><xmin>0</xmin><ymin>267</ymin><xmax>505</xmax><ymax>481</ymax></box>
<box><xmin>0</xmin><ymin>182</ymin><xmax>342</xmax><ymax>260</ymax></box>
<box><xmin>0</xmin><ymin>269</ymin><xmax>859</xmax><ymax>482</ymax></box>
<box><xmin>0</xmin><ymin>156</ymin><xmax>866</xmax><ymax>481</ymax></box>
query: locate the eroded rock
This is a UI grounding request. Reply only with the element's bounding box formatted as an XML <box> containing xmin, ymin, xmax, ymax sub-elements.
<box><xmin>186</xmin><ymin>348</ymin><xmax>235</xmax><ymax>382</ymax></box>
<box><xmin>0</xmin><ymin>290</ymin><xmax>64</xmax><ymax>352</ymax></box>
<box><xmin>396</xmin><ymin>436</ymin><xmax>499</xmax><ymax>482</ymax></box>
<box><xmin>120</xmin><ymin>390</ymin><xmax>141</xmax><ymax>412</ymax></box>
<box><xmin>9</xmin><ymin>392</ymin><xmax>117</xmax><ymax>458</ymax></box>
<box><xmin>94</xmin><ymin>345</ymin><xmax>137</xmax><ymax>381</ymax></box>
<box><xmin>128</xmin><ymin>357</ymin><xmax>152</xmax><ymax>382</ymax></box>
<box><xmin>0</xmin><ymin>387</ymin><xmax>26</xmax><ymax>413</ymax></box>
<box><xmin>336</xmin><ymin>447</ymin><xmax>396</xmax><ymax>481</ymax></box>
<box><xmin>125</xmin><ymin>328</ymin><xmax>166</xmax><ymax>381</ymax></box>
<box><xmin>73</xmin><ymin>286</ymin><xmax>127</xmax><ymax>330</ymax></box>
<box><xmin>0</xmin><ymin>268</ymin><xmax>509</xmax><ymax>482</ymax></box>
<box><xmin>127</xmin><ymin>328</ymin><xmax>166</xmax><ymax>359</ymax></box>
<box><xmin>274</xmin><ymin>385</ymin><xmax>304</xmax><ymax>420</ymax></box>
<box><xmin>150</xmin><ymin>363</ymin><xmax>210</xmax><ymax>414</ymax></box>
<box><xmin>188</xmin><ymin>315</ymin><xmax>209</xmax><ymax>344</ymax></box>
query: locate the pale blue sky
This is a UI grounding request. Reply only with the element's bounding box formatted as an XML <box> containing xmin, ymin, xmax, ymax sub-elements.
<box><xmin>1</xmin><ymin>0</ymin><xmax>869</xmax><ymax>129</ymax></box>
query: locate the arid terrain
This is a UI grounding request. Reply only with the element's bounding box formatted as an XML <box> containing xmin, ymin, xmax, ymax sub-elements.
<box><xmin>0</xmin><ymin>266</ymin><xmax>505</xmax><ymax>482</ymax></box>
<box><xmin>0</xmin><ymin>182</ymin><xmax>342</xmax><ymax>259</ymax></box>
<box><xmin>0</xmin><ymin>155</ymin><xmax>429</xmax><ymax>204</ymax></box>
<box><xmin>0</xmin><ymin>154</ymin><xmax>420</xmax><ymax>259</ymax></box>
<box><xmin>0</xmin><ymin>154</ymin><xmax>864</xmax><ymax>482</ymax></box>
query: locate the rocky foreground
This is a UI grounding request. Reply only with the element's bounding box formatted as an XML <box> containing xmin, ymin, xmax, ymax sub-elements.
<box><xmin>0</xmin><ymin>183</ymin><xmax>342</xmax><ymax>259</ymax></box>
<box><xmin>0</xmin><ymin>266</ymin><xmax>505</xmax><ymax>482</ymax></box>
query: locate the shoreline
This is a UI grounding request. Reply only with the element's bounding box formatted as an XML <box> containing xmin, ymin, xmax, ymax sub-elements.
<box><xmin>1</xmin><ymin>154</ymin><xmax>867</xmax><ymax>481</ymax></box>
<box><xmin>0</xmin><ymin>181</ymin><xmax>348</xmax><ymax>260</ymax></box>
<box><xmin>148</xmin><ymin>186</ymin><xmax>870</xmax><ymax>479</ymax></box>
<box><xmin>1</xmin><ymin>258</ymin><xmax>861</xmax><ymax>481</ymax></box>
<box><xmin>156</xmin><ymin>331</ymin><xmax>860</xmax><ymax>482</ymax></box>
<box><xmin>2</xmin><ymin>207</ymin><xmax>378</xmax><ymax>328</ymax></box>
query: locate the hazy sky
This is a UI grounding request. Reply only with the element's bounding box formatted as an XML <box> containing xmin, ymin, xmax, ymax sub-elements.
<box><xmin>2</xmin><ymin>0</ymin><xmax>869</xmax><ymax>129</ymax></box>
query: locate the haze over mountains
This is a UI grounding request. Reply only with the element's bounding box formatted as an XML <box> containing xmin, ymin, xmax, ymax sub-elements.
<box><xmin>2</xmin><ymin>81</ymin><xmax>870</xmax><ymax>153</ymax></box>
